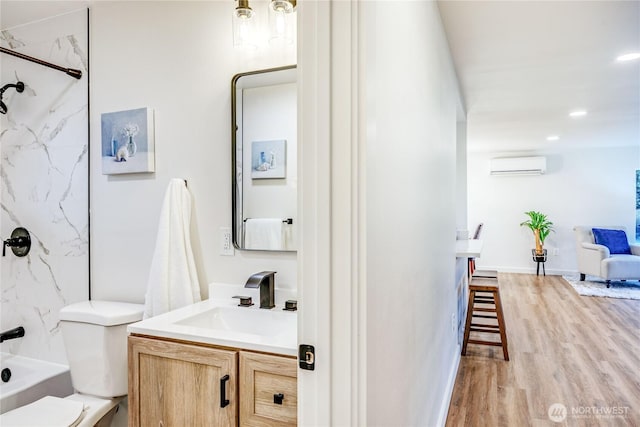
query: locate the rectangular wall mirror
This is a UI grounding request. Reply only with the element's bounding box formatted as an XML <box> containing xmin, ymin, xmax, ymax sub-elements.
<box><xmin>232</xmin><ymin>65</ymin><xmax>297</xmax><ymax>252</ymax></box>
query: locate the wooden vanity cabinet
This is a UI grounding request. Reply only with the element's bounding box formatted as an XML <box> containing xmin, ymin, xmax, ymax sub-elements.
<box><xmin>128</xmin><ymin>335</ymin><xmax>297</xmax><ymax>427</ymax></box>
<box><xmin>128</xmin><ymin>335</ymin><xmax>238</xmax><ymax>427</ymax></box>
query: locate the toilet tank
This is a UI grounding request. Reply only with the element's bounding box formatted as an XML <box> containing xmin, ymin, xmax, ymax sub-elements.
<box><xmin>59</xmin><ymin>301</ymin><xmax>144</xmax><ymax>398</ymax></box>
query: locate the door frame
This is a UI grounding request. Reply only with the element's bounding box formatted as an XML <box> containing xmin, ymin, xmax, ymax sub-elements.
<box><xmin>297</xmin><ymin>1</ymin><xmax>366</xmax><ymax>425</ymax></box>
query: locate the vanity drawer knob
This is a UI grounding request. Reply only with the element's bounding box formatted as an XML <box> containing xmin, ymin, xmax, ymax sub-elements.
<box><xmin>273</xmin><ymin>393</ymin><xmax>284</xmax><ymax>405</ymax></box>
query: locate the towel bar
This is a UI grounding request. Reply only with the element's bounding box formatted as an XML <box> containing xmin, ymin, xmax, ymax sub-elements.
<box><xmin>243</xmin><ymin>218</ymin><xmax>293</xmax><ymax>224</ymax></box>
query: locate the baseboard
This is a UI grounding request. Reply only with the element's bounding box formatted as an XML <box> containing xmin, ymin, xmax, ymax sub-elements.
<box><xmin>436</xmin><ymin>344</ymin><xmax>461</xmax><ymax>427</ymax></box>
<box><xmin>476</xmin><ymin>266</ymin><xmax>578</xmax><ymax>277</ymax></box>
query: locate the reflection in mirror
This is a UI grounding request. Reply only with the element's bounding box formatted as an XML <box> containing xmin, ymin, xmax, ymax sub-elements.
<box><xmin>232</xmin><ymin>66</ymin><xmax>297</xmax><ymax>251</ymax></box>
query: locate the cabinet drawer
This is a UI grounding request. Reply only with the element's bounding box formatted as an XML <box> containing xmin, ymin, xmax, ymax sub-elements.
<box><xmin>240</xmin><ymin>352</ymin><xmax>297</xmax><ymax>426</ymax></box>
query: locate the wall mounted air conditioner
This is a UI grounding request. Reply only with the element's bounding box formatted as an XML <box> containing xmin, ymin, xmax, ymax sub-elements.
<box><xmin>490</xmin><ymin>156</ymin><xmax>546</xmax><ymax>176</ymax></box>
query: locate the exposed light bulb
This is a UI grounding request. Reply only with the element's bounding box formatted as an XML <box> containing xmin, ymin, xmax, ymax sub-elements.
<box><xmin>275</xmin><ymin>11</ymin><xmax>286</xmax><ymax>36</ymax></box>
<box><xmin>238</xmin><ymin>19</ymin><xmax>250</xmax><ymax>40</ymax></box>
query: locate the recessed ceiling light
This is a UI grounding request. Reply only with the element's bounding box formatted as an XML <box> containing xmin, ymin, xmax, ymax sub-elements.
<box><xmin>616</xmin><ymin>52</ymin><xmax>640</xmax><ymax>62</ymax></box>
<box><xmin>569</xmin><ymin>110</ymin><xmax>587</xmax><ymax>118</ymax></box>
<box><xmin>546</xmin><ymin>135</ymin><xmax>560</xmax><ymax>141</ymax></box>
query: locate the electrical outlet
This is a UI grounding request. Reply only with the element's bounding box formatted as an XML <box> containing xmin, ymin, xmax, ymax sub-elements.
<box><xmin>220</xmin><ymin>227</ymin><xmax>234</xmax><ymax>256</ymax></box>
<box><xmin>552</xmin><ymin>248</ymin><xmax>559</xmax><ymax>256</ymax></box>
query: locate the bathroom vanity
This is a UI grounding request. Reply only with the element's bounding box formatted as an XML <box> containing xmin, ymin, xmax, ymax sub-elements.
<box><xmin>128</xmin><ymin>335</ymin><xmax>296</xmax><ymax>427</ymax></box>
<box><xmin>127</xmin><ymin>285</ymin><xmax>298</xmax><ymax>427</ymax></box>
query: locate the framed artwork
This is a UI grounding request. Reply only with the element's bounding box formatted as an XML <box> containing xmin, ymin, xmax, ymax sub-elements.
<box><xmin>251</xmin><ymin>139</ymin><xmax>286</xmax><ymax>179</ymax></box>
<box><xmin>101</xmin><ymin>107</ymin><xmax>155</xmax><ymax>175</ymax></box>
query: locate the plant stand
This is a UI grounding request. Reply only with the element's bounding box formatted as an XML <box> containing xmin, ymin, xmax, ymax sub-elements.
<box><xmin>531</xmin><ymin>249</ymin><xmax>547</xmax><ymax>276</ymax></box>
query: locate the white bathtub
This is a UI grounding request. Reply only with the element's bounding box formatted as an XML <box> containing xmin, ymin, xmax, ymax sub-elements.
<box><xmin>0</xmin><ymin>353</ymin><xmax>73</xmax><ymax>414</ymax></box>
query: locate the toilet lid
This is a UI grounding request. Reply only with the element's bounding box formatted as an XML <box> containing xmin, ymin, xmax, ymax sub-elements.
<box><xmin>60</xmin><ymin>301</ymin><xmax>144</xmax><ymax>326</ymax></box>
<box><xmin>0</xmin><ymin>396</ymin><xmax>85</xmax><ymax>427</ymax></box>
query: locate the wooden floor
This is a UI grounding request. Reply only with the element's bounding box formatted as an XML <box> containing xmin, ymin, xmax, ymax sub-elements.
<box><xmin>446</xmin><ymin>273</ymin><xmax>640</xmax><ymax>427</ymax></box>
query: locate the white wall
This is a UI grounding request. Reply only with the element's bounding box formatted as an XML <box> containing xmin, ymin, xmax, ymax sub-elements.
<box><xmin>88</xmin><ymin>1</ymin><xmax>297</xmax><ymax>303</ymax></box>
<box><xmin>242</xmin><ymin>83</ymin><xmax>297</xmax><ymax>223</ymax></box>
<box><xmin>456</xmin><ymin>121</ymin><xmax>468</xmax><ymax>233</ymax></box>
<box><xmin>468</xmin><ymin>145</ymin><xmax>640</xmax><ymax>274</ymax></box>
<box><xmin>365</xmin><ymin>2</ymin><xmax>462</xmax><ymax>425</ymax></box>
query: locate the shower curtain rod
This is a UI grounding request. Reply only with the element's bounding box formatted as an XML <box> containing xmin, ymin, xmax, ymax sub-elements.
<box><xmin>0</xmin><ymin>47</ymin><xmax>82</xmax><ymax>80</ymax></box>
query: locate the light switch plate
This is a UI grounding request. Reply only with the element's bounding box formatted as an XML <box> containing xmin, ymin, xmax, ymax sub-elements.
<box><xmin>221</xmin><ymin>227</ymin><xmax>234</xmax><ymax>256</ymax></box>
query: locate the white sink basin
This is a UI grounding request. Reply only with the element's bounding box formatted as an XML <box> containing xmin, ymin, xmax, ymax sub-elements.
<box><xmin>174</xmin><ymin>306</ymin><xmax>295</xmax><ymax>337</ymax></box>
<box><xmin>127</xmin><ymin>298</ymin><xmax>297</xmax><ymax>356</ymax></box>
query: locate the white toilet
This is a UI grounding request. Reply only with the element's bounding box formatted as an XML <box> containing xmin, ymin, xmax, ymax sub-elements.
<box><xmin>0</xmin><ymin>301</ymin><xmax>144</xmax><ymax>427</ymax></box>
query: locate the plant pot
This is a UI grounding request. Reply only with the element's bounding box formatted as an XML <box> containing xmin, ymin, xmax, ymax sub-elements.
<box><xmin>531</xmin><ymin>249</ymin><xmax>547</xmax><ymax>262</ymax></box>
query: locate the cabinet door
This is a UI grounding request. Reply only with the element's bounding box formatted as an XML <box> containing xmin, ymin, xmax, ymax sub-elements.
<box><xmin>128</xmin><ymin>336</ymin><xmax>237</xmax><ymax>427</ymax></box>
<box><xmin>240</xmin><ymin>351</ymin><xmax>297</xmax><ymax>426</ymax></box>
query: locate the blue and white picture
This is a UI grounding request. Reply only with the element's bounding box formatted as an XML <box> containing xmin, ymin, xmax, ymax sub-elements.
<box><xmin>636</xmin><ymin>170</ymin><xmax>639</xmax><ymax>241</ymax></box>
<box><xmin>251</xmin><ymin>140</ymin><xmax>286</xmax><ymax>179</ymax></box>
<box><xmin>101</xmin><ymin>107</ymin><xmax>155</xmax><ymax>175</ymax></box>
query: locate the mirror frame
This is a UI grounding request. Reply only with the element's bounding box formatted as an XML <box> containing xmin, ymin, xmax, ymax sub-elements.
<box><xmin>231</xmin><ymin>65</ymin><xmax>297</xmax><ymax>251</ymax></box>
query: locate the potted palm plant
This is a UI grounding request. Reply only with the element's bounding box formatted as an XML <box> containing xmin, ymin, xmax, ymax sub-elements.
<box><xmin>520</xmin><ymin>211</ymin><xmax>554</xmax><ymax>257</ymax></box>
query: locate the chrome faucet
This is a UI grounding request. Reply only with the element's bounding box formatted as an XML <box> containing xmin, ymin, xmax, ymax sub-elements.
<box><xmin>244</xmin><ymin>271</ymin><xmax>276</xmax><ymax>309</ymax></box>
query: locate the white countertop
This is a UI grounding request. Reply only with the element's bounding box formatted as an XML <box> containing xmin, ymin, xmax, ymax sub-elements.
<box><xmin>128</xmin><ymin>283</ymin><xmax>297</xmax><ymax>357</ymax></box>
<box><xmin>455</xmin><ymin>239</ymin><xmax>483</xmax><ymax>258</ymax></box>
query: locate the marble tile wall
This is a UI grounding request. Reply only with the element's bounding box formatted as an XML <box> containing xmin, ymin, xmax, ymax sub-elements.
<box><xmin>0</xmin><ymin>9</ymin><xmax>88</xmax><ymax>364</ymax></box>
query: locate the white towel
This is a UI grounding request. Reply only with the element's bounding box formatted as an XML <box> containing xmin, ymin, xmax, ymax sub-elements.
<box><xmin>144</xmin><ymin>179</ymin><xmax>201</xmax><ymax>318</ymax></box>
<box><xmin>245</xmin><ymin>218</ymin><xmax>283</xmax><ymax>250</ymax></box>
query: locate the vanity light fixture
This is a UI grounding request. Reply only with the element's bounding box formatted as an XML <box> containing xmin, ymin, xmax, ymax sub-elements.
<box><xmin>569</xmin><ymin>110</ymin><xmax>587</xmax><ymax>118</ymax></box>
<box><xmin>269</xmin><ymin>0</ymin><xmax>296</xmax><ymax>45</ymax></box>
<box><xmin>616</xmin><ymin>52</ymin><xmax>640</xmax><ymax>62</ymax></box>
<box><xmin>232</xmin><ymin>0</ymin><xmax>257</xmax><ymax>49</ymax></box>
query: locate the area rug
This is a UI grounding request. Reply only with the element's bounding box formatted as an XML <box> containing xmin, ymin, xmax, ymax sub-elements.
<box><xmin>562</xmin><ymin>275</ymin><xmax>640</xmax><ymax>300</ymax></box>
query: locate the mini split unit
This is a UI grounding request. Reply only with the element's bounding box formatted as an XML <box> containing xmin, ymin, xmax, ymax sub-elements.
<box><xmin>489</xmin><ymin>156</ymin><xmax>546</xmax><ymax>176</ymax></box>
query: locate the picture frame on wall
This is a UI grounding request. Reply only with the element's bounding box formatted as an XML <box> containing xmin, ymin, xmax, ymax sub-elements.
<box><xmin>251</xmin><ymin>139</ymin><xmax>286</xmax><ymax>179</ymax></box>
<box><xmin>101</xmin><ymin>107</ymin><xmax>155</xmax><ymax>175</ymax></box>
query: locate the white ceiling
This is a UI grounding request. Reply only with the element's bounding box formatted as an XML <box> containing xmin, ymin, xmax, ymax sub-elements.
<box><xmin>437</xmin><ymin>0</ymin><xmax>640</xmax><ymax>153</ymax></box>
